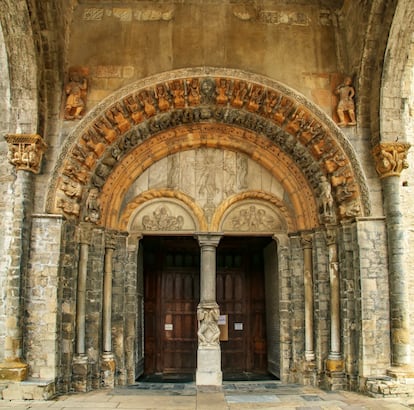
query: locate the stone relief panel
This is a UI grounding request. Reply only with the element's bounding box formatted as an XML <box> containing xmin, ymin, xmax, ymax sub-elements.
<box><xmin>129</xmin><ymin>200</ymin><xmax>197</xmax><ymax>232</ymax></box>
<box><xmin>221</xmin><ymin>200</ymin><xmax>286</xmax><ymax>233</ymax></box>
<box><xmin>121</xmin><ymin>148</ymin><xmax>287</xmax><ymax>225</ymax></box>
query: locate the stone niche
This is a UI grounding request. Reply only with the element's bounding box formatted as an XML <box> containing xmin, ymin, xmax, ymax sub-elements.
<box><xmin>129</xmin><ymin>199</ymin><xmax>197</xmax><ymax>232</ymax></box>
<box><xmin>220</xmin><ymin>200</ymin><xmax>287</xmax><ymax>233</ymax></box>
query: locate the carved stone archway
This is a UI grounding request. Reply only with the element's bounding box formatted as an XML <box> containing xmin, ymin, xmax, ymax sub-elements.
<box><xmin>47</xmin><ymin>68</ymin><xmax>370</xmax><ymax>229</ymax></box>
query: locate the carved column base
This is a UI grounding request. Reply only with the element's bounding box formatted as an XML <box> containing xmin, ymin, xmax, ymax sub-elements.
<box><xmin>0</xmin><ymin>359</ymin><xmax>28</xmax><ymax>381</ymax></box>
<box><xmin>387</xmin><ymin>365</ymin><xmax>414</xmax><ymax>381</ymax></box>
<box><xmin>305</xmin><ymin>351</ymin><xmax>315</xmax><ymax>362</ymax></box>
<box><xmin>326</xmin><ymin>357</ymin><xmax>344</xmax><ymax>372</ymax></box>
<box><xmin>72</xmin><ymin>355</ymin><xmax>91</xmax><ymax>392</ymax></box>
<box><xmin>101</xmin><ymin>353</ymin><xmax>116</xmax><ymax>388</ymax></box>
<box><xmin>196</xmin><ymin>348</ymin><xmax>222</xmax><ymax>387</ymax></box>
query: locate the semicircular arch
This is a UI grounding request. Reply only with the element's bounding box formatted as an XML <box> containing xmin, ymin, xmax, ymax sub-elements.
<box><xmin>47</xmin><ymin>68</ymin><xmax>371</xmax><ymax>231</ymax></box>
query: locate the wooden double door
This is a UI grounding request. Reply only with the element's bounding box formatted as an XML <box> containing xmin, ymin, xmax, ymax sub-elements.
<box><xmin>143</xmin><ymin>236</ymin><xmax>270</xmax><ymax>376</ymax></box>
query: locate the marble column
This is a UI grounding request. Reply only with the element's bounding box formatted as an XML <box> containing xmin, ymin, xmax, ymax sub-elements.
<box><xmin>0</xmin><ymin>134</ymin><xmax>46</xmax><ymax>382</ymax></box>
<box><xmin>373</xmin><ymin>142</ymin><xmax>411</xmax><ymax>371</ymax></box>
<box><xmin>101</xmin><ymin>230</ymin><xmax>117</xmax><ymax>387</ymax></box>
<box><xmin>73</xmin><ymin>222</ymin><xmax>93</xmax><ymax>392</ymax></box>
<box><xmin>301</xmin><ymin>234</ymin><xmax>315</xmax><ymax>362</ymax></box>
<box><xmin>195</xmin><ymin>233</ymin><xmax>222</xmax><ymax>387</ymax></box>
<box><xmin>326</xmin><ymin>227</ymin><xmax>344</xmax><ymax>372</ymax></box>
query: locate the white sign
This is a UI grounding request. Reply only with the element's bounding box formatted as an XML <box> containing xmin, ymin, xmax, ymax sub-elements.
<box><xmin>234</xmin><ymin>323</ymin><xmax>243</xmax><ymax>330</ymax></box>
<box><xmin>218</xmin><ymin>315</ymin><xmax>227</xmax><ymax>325</ymax></box>
<box><xmin>164</xmin><ymin>323</ymin><xmax>173</xmax><ymax>331</ymax></box>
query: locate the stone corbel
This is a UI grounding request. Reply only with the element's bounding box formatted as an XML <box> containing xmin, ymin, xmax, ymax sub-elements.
<box><xmin>5</xmin><ymin>133</ymin><xmax>47</xmax><ymax>174</ymax></box>
<box><xmin>372</xmin><ymin>142</ymin><xmax>410</xmax><ymax>179</ymax></box>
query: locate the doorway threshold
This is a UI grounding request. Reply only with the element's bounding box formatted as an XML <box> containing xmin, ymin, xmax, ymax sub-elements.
<box><xmin>138</xmin><ymin>373</ymin><xmax>195</xmax><ymax>383</ymax></box>
<box><xmin>223</xmin><ymin>372</ymin><xmax>278</xmax><ymax>382</ymax></box>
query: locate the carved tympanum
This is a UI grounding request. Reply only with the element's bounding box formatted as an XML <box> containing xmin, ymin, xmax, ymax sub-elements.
<box><xmin>372</xmin><ymin>142</ymin><xmax>410</xmax><ymax>178</ymax></box>
<box><xmin>142</xmin><ymin>205</ymin><xmax>184</xmax><ymax>231</ymax></box>
<box><xmin>5</xmin><ymin>134</ymin><xmax>47</xmax><ymax>174</ymax></box>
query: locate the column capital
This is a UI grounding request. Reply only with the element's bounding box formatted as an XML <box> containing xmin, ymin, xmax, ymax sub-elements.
<box><xmin>76</xmin><ymin>222</ymin><xmax>94</xmax><ymax>245</ymax></box>
<box><xmin>194</xmin><ymin>233</ymin><xmax>223</xmax><ymax>247</ymax></box>
<box><xmin>105</xmin><ymin>230</ymin><xmax>117</xmax><ymax>250</ymax></box>
<box><xmin>372</xmin><ymin>142</ymin><xmax>410</xmax><ymax>179</ymax></box>
<box><xmin>300</xmin><ymin>233</ymin><xmax>313</xmax><ymax>249</ymax></box>
<box><xmin>5</xmin><ymin>133</ymin><xmax>47</xmax><ymax>174</ymax></box>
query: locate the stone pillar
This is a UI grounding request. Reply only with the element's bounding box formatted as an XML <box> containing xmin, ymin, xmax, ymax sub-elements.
<box><xmin>373</xmin><ymin>142</ymin><xmax>412</xmax><ymax>371</ymax></box>
<box><xmin>301</xmin><ymin>234</ymin><xmax>315</xmax><ymax>362</ymax></box>
<box><xmin>0</xmin><ymin>134</ymin><xmax>46</xmax><ymax>382</ymax></box>
<box><xmin>326</xmin><ymin>228</ymin><xmax>344</xmax><ymax>373</ymax></box>
<box><xmin>101</xmin><ymin>230</ymin><xmax>117</xmax><ymax>387</ymax></box>
<box><xmin>72</xmin><ymin>222</ymin><xmax>93</xmax><ymax>392</ymax></box>
<box><xmin>195</xmin><ymin>233</ymin><xmax>222</xmax><ymax>387</ymax></box>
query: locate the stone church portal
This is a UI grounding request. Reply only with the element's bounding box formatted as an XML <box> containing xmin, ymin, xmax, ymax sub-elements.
<box><xmin>1</xmin><ymin>0</ymin><xmax>414</xmax><ymax>401</ymax></box>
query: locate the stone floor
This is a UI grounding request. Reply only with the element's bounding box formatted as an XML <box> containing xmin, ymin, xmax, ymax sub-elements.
<box><xmin>1</xmin><ymin>381</ymin><xmax>414</xmax><ymax>409</ymax></box>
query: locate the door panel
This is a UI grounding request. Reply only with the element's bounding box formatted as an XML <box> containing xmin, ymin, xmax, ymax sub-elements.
<box><xmin>143</xmin><ymin>237</ymin><xmax>199</xmax><ymax>376</ymax></box>
<box><xmin>217</xmin><ymin>237</ymin><xmax>269</xmax><ymax>375</ymax></box>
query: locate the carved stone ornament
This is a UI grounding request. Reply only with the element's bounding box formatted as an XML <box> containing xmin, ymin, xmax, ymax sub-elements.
<box><xmin>372</xmin><ymin>142</ymin><xmax>410</xmax><ymax>178</ymax></box>
<box><xmin>142</xmin><ymin>205</ymin><xmax>184</xmax><ymax>231</ymax></box>
<box><xmin>105</xmin><ymin>230</ymin><xmax>117</xmax><ymax>249</ymax></box>
<box><xmin>197</xmin><ymin>304</ymin><xmax>220</xmax><ymax>348</ymax></box>
<box><xmin>5</xmin><ymin>134</ymin><xmax>47</xmax><ymax>174</ymax></box>
<box><xmin>64</xmin><ymin>67</ymin><xmax>88</xmax><ymax>120</ymax></box>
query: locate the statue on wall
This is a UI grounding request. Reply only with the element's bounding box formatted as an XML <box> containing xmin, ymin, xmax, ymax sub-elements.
<box><xmin>64</xmin><ymin>69</ymin><xmax>88</xmax><ymax>120</ymax></box>
<box><xmin>84</xmin><ymin>188</ymin><xmax>100</xmax><ymax>223</ymax></box>
<box><xmin>334</xmin><ymin>76</ymin><xmax>356</xmax><ymax>127</ymax></box>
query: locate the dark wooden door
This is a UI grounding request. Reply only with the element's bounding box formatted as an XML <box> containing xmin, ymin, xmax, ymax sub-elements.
<box><xmin>144</xmin><ymin>237</ymin><xmax>199</xmax><ymax>375</ymax></box>
<box><xmin>217</xmin><ymin>237</ymin><xmax>269</xmax><ymax>375</ymax></box>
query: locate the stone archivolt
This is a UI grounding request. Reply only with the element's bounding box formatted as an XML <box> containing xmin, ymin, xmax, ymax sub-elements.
<box><xmin>49</xmin><ymin>74</ymin><xmax>369</xmax><ymax>230</ymax></box>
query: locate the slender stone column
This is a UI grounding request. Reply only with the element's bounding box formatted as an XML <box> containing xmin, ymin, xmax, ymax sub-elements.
<box><xmin>373</xmin><ymin>142</ymin><xmax>411</xmax><ymax>370</ymax></box>
<box><xmin>326</xmin><ymin>228</ymin><xmax>344</xmax><ymax>372</ymax></box>
<box><xmin>195</xmin><ymin>233</ymin><xmax>222</xmax><ymax>387</ymax></box>
<box><xmin>101</xmin><ymin>230</ymin><xmax>117</xmax><ymax>387</ymax></box>
<box><xmin>73</xmin><ymin>222</ymin><xmax>93</xmax><ymax>392</ymax></box>
<box><xmin>301</xmin><ymin>234</ymin><xmax>315</xmax><ymax>362</ymax></box>
<box><xmin>0</xmin><ymin>134</ymin><xmax>46</xmax><ymax>382</ymax></box>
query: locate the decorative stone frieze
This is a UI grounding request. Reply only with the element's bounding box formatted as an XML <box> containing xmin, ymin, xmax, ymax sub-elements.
<box><xmin>48</xmin><ymin>71</ymin><xmax>369</xmax><ymax>228</ymax></box>
<box><xmin>5</xmin><ymin>133</ymin><xmax>47</xmax><ymax>174</ymax></box>
<box><xmin>372</xmin><ymin>142</ymin><xmax>410</xmax><ymax>179</ymax></box>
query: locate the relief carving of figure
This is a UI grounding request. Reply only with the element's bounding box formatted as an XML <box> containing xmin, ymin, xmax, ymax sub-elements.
<box><xmin>64</xmin><ymin>71</ymin><xmax>88</xmax><ymax>120</ymax></box>
<box><xmin>237</xmin><ymin>155</ymin><xmax>248</xmax><ymax>190</ymax></box>
<box><xmin>59</xmin><ymin>177</ymin><xmax>83</xmax><ymax>199</ymax></box>
<box><xmin>94</xmin><ymin>119</ymin><xmax>118</xmax><ymax>144</ymax></box>
<box><xmin>154</xmin><ymin>84</ymin><xmax>171</xmax><ymax>111</ymax></box>
<box><xmin>106</xmin><ymin>103</ymin><xmax>131</xmax><ymax>133</ymax></box>
<box><xmin>231</xmin><ymin>80</ymin><xmax>248</xmax><ymax>108</ymax></box>
<box><xmin>81</xmin><ymin>129</ymin><xmax>106</xmax><ymax>158</ymax></box>
<box><xmin>197</xmin><ymin>306</ymin><xmax>220</xmax><ymax>347</ymax></box>
<box><xmin>142</xmin><ymin>206</ymin><xmax>185</xmax><ymax>231</ymax></box>
<box><xmin>216</xmin><ymin>78</ymin><xmax>230</xmax><ymax>105</ymax></box>
<box><xmin>85</xmin><ymin>187</ymin><xmax>100</xmax><ymax>223</ymax></box>
<box><xmin>247</xmin><ymin>85</ymin><xmax>264</xmax><ymax>112</ymax></box>
<box><xmin>57</xmin><ymin>198</ymin><xmax>80</xmax><ymax>217</ymax></box>
<box><xmin>187</xmin><ymin>78</ymin><xmax>201</xmax><ymax>106</ymax></box>
<box><xmin>63</xmin><ymin>160</ymin><xmax>89</xmax><ymax>184</ymax></box>
<box><xmin>319</xmin><ymin>176</ymin><xmax>334</xmax><ymax>222</ymax></box>
<box><xmin>334</xmin><ymin>76</ymin><xmax>356</xmax><ymax>127</ymax></box>
<box><xmin>124</xmin><ymin>95</ymin><xmax>144</xmax><ymax>124</ymax></box>
<box><xmin>169</xmin><ymin>80</ymin><xmax>186</xmax><ymax>108</ymax></box>
<box><xmin>138</xmin><ymin>90</ymin><xmax>156</xmax><ymax>117</ymax></box>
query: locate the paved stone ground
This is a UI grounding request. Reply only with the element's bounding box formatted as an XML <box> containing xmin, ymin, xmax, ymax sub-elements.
<box><xmin>1</xmin><ymin>382</ymin><xmax>414</xmax><ymax>409</ymax></box>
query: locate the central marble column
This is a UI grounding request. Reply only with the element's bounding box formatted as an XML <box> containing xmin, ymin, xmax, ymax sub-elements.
<box><xmin>195</xmin><ymin>233</ymin><xmax>222</xmax><ymax>387</ymax></box>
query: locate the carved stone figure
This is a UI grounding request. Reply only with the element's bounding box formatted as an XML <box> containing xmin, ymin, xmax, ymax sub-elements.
<box><xmin>94</xmin><ymin>119</ymin><xmax>118</xmax><ymax>144</ymax></box>
<box><xmin>187</xmin><ymin>78</ymin><xmax>200</xmax><ymax>106</ymax></box>
<box><xmin>231</xmin><ymin>205</ymin><xmax>278</xmax><ymax>231</ymax></box>
<box><xmin>216</xmin><ymin>78</ymin><xmax>230</xmax><ymax>105</ymax></box>
<box><xmin>247</xmin><ymin>85</ymin><xmax>264</xmax><ymax>112</ymax></box>
<box><xmin>197</xmin><ymin>306</ymin><xmax>220</xmax><ymax>347</ymax></box>
<box><xmin>123</xmin><ymin>95</ymin><xmax>144</xmax><ymax>124</ymax></box>
<box><xmin>141</xmin><ymin>206</ymin><xmax>184</xmax><ymax>231</ymax></box>
<box><xmin>334</xmin><ymin>76</ymin><xmax>356</xmax><ymax>127</ymax></box>
<box><xmin>106</xmin><ymin>103</ymin><xmax>131</xmax><ymax>133</ymax></box>
<box><xmin>319</xmin><ymin>176</ymin><xmax>334</xmax><ymax>222</ymax></box>
<box><xmin>138</xmin><ymin>90</ymin><xmax>156</xmax><ymax>117</ymax></box>
<box><xmin>200</xmin><ymin>78</ymin><xmax>215</xmax><ymax>104</ymax></box>
<box><xmin>85</xmin><ymin>188</ymin><xmax>100</xmax><ymax>223</ymax></box>
<box><xmin>60</xmin><ymin>178</ymin><xmax>83</xmax><ymax>199</ymax></box>
<box><xmin>57</xmin><ymin>198</ymin><xmax>80</xmax><ymax>217</ymax></box>
<box><xmin>64</xmin><ymin>70</ymin><xmax>88</xmax><ymax>120</ymax></box>
<box><xmin>169</xmin><ymin>80</ymin><xmax>185</xmax><ymax>108</ymax></box>
<box><xmin>231</xmin><ymin>80</ymin><xmax>248</xmax><ymax>108</ymax></box>
<box><xmin>372</xmin><ymin>142</ymin><xmax>410</xmax><ymax>178</ymax></box>
<box><xmin>154</xmin><ymin>84</ymin><xmax>171</xmax><ymax>111</ymax></box>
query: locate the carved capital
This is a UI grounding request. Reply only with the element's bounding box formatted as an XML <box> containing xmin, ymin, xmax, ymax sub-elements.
<box><xmin>5</xmin><ymin>134</ymin><xmax>47</xmax><ymax>174</ymax></box>
<box><xmin>300</xmin><ymin>233</ymin><xmax>313</xmax><ymax>249</ymax></box>
<box><xmin>372</xmin><ymin>142</ymin><xmax>410</xmax><ymax>179</ymax></box>
<box><xmin>76</xmin><ymin>222</ymin><xmax>94</xmax><ymax>245</ymax></box>
<box><xmin>105</xmin><ymin>230</ymin><xmax>117</xmax><ymax>250</ymax></box>
<box><xmin>195</xmin><ymin>233</ymin><xmax>222</xmax><ymax>248</ymax></box>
